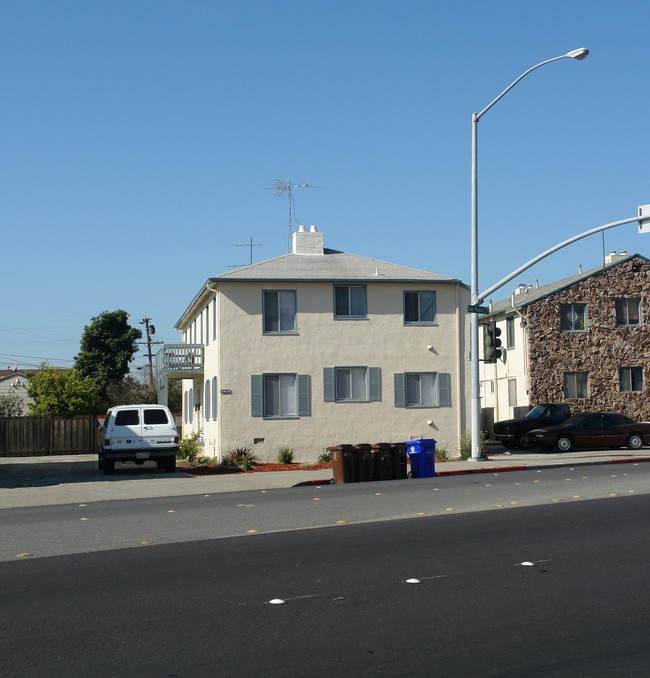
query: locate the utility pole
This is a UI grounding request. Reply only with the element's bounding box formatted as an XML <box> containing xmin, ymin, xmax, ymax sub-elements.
<box><xmin>139</xmin><ymin>318</ymin><xmax>162</xmax><ymax>386</ymax></box>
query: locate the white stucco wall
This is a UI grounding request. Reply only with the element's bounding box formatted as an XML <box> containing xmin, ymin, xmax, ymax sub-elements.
<box><xmin>479</xmin><ymin>312</ymin><xmax>529</xmax><ymax>424</ymax></box>
<box><xmin>183</xmin><ymin>280</ymin><xmax>470</xmax><ymax>462</ymax></box>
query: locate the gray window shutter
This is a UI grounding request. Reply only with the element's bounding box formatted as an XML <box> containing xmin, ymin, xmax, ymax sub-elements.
<box><xmin>368</xmin><ymin>367</ymin><xmax>381</xmax><ymax>401</ymax></box>
<box><xmin>297</xmin><ymin>374</ymin><xmax>311</xmax><ymax>416</ymax></box>
<box><xmin>438</xmin><ymin>373</ymin><xmax>451</xmax><ymax>407</ymax></box>
<box><xmin>323</xmin><ymin>367</ymin><xmax>335</xmax><ymax>402</ymax></box>
<box><xmin>394</xmin><ymin>373</ymin><xmax>406</xmax><ymax>407</ymax></box>
<box><xmin>251</xmin><ymin>375</ymin><xmax>263</xmax><ymax>417</ymax></box>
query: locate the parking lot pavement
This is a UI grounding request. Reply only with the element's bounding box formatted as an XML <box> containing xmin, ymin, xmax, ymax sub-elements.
<box><xmin>2</xmin><ymin>448</ymin><xmax>650</xmax><ymax>510</ymax></box>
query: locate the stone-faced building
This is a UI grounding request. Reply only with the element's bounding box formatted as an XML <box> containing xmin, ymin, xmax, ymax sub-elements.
<box><xmin>479</xmin><ymin>252</ymin><xmax>650</xmax><ymax>429</ymax></box>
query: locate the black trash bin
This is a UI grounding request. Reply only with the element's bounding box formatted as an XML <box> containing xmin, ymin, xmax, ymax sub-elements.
<box><xmin>371</xmin><ymin>443</ymin><xmax>393</xmax><ymax>481</ymax></box>
<box><xmin>390</xmin><ymin>442</ymin><xmax>408</xmax><ymax>480</ymax></box>
<box><xmin>328</xmin><ymin>444</ymin><xmax>355</xmax><ymax>484</ymax></box>
<box><xmin>353</xmin><ymin>444</ymin><xmax>372</xmax><ymax>482</ymax></box>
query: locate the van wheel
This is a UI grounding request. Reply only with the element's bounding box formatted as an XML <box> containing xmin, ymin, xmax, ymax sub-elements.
<box><xmin>164</xmin><ymin>457</ymin><xmax>176</xmax><ymax>473</ymax></box>
<box><xmin>103</xmin><ymin>459</ymin><xmax>115</xmax><ymax>475</ymax></box>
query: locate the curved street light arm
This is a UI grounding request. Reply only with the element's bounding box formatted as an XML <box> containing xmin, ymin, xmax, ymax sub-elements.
<box><xmin>477</xmin><ymin>216</ymin><xmax>639</xmax><ymax>303</ymax></box>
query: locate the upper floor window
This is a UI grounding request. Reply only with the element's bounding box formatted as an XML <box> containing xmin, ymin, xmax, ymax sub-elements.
<box><xmin>263</xmin><ymin>290</ymin><xmax>296</xmax><ymax>334</ymax></box>
<box><xmin>404</xmin><ymin>291</ymin><xmax>436</xmax><ymax>324</ymax></box>
<box><xmin>620</xmin><ymin>366</ymin><xmax>643</xmax><ymax>392</ymax></box>
<box><xmin>564</xmin><ymin>372</ymin><xmax>588</xmax><ymax>399</ymax></box>
<box><xmin>323</xmin><ymin>367</ymin><xmax>381</xmax><ymax>402</ymax></box>
<box><xmin>334</xmin><ymin>285</ymin><xmax>367</xmax><ymax>318</ymax></box>
<box><xmin>560</xmin><ymin>304</ymin><xmax>586</xmax><ymax>332</ymax></box>
<box><xmin>615</xmin><ymin>299</ymin><xmax>641</xmax><ymax>327</ymax></box>
<box><xmin>506</xmin><ymin>316</ymin><xmax>515</xmax><ymax>349</ymax></box>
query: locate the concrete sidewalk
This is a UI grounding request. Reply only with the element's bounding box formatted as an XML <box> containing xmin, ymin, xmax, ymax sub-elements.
<box><xmin>2</xmin><ymin>448</ymin><xmax>650</xmax><ymax>509</ymax></box>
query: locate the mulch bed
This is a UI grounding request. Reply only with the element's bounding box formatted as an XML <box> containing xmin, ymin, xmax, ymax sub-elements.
<box><xmin>178</xmin><ymin>460</ymin><xmax>332</xmax><ymax>476</ymax></box>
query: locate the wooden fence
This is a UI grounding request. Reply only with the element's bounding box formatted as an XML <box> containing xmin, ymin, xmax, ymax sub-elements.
<box><xmin>0</xmin><ymin>416</ymin><xmax>99</xmax><ymax>457</ymax></box>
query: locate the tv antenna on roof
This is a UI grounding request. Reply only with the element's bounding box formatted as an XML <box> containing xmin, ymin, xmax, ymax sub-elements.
<box><xmin>230</xmin><ymin>237</ymin><xmax>270</xmax><ymax>267</ymax></box>
<box><xmin>267</xmin><ymin>180</ymin><xmax>318</xmax><ymax>252</ymax></box>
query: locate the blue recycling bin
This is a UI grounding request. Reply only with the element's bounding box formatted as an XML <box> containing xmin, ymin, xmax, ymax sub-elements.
<box><xmin>406</xmin><ymin>439</ymin><xmax>436</xmax><ymax>478</ymax></box>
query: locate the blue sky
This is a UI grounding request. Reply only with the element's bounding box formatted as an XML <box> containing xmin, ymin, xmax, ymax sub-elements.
<box><xmin>2</xmin><ymin>0</ymin><xmax>649</xmax><ymax>372</ymax></box>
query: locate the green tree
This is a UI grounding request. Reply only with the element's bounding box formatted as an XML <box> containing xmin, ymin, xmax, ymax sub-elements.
<box><xmin>74</xmin><ymin>310</ymin><xmax>142</xmax><ymax>397</ymax></box>
<box><xmin>104</xmin><ymin>376</ymin><xmax>157</xmax><ymax>407</ymax></box>
<box><xmin>0</xmin><ymin>391</ymin><xmax>25</xmax><ymax>417</ymax></box>
<box><xmin>27</xmin><ymin>363</ymin><xmax>105</xmax><ymax>416</ymax></box>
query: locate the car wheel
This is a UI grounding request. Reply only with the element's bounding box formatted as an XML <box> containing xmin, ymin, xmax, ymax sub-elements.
<box><xmin>556</xmin><ymin>436</ymin><xmax>573</xmax><ymax>452</ymax></box>
<box><xmin>98</xmin><ymin>455</ymin><xmax>103</xmax><ymax>471</ymax></box>
<box><xmin>515</xmin><ymin>433</ymin><xmax>531</xmax><ymax>450</ymax></box>
<box><xmin>627</xmin><ymin>433</ymin><xmax>644</xmax><ymax>450</ymax></box>
<box><xmin>165</xmin><ymin>457</ymin><xmax>176</xmax><ymax>473</ymax></box>
<box><xmin>103</xmin><ymin>459</ymin><xmax>115</xmax><ymax>475</ymax></box>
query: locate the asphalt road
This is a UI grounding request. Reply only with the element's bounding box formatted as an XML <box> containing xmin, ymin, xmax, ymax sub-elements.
<box><xmin>2</xmin><ymin>488</ymin><xmax>650</xmax><ymax>677</ymax></box>
<box><xmin>0</xmin><ymin>463</ymin><xmax>648</xmax><ymax>561</ymax></box>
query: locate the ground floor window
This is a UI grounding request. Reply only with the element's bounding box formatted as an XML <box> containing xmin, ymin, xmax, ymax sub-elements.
<box><xmin>251</xmin><ymin>374</ymin><xmax>311</xmax><ymax>418</ymax></box>
<box><xmin>619</xmin><ymin>366</ymin><xmax>643</xmax><ymax>392</ymax></box>
<box><xmin>564</xmin><ymin>372</ymin><xmax>588</xmax><ymax>399</ymax></box>
<box><xmin>394</xmin><ymin>372</ymin><xmax>451</xmax><ymax>407</ymax></box>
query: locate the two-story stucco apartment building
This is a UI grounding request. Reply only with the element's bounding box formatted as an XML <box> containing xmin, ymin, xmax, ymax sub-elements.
<box><xmin>158</xmin><ymin>226</ymin><xmax>470</xmax><ymax>461</ymax></box>
<box><xmin>479</xmin><ymin>251</ymin><xmax>650</xmax><ymax>433</ymax></box>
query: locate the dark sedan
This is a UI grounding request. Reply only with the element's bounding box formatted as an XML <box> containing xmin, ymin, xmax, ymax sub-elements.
<box><xmin>529</xmin><ymin>412</ymin><xmax>650</xmax><ymax>452</ymax></box>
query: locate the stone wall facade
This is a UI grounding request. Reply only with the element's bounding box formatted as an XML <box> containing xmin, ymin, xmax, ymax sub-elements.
<box><xmin>527</xmin><ymin>256</ymin><xmax>650</xmax><ymax>420</ymax></box>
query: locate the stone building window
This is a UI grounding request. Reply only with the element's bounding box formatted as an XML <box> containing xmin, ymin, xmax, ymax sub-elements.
<box><xmin>615</xmin><ymin>299</ymin><xmax>641</xmax><ymax>327</ymax></box>
<box><xmin>560</xmin><ymin>304</ymin><xmax>586</xmax><ymax>332</ymax></box>
<box><xmin>619</xmin><ymin>367</ymin><xmax>643</xmax><ymax>392</ymax></box>
<box><xmin>564</xmin><ymin>372</ymin><xmax>588</xmax><ymax>399</ymax></box>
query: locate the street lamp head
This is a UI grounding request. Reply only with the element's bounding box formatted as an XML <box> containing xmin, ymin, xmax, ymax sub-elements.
<box><xmin>566</xmin><ymin>47</ymin><xmax>589</xmax><ymax>60</ymax></box>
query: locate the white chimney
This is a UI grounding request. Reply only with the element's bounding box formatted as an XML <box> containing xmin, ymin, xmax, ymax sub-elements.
<box><xmin>605</xmin><ymin>250</ymin><xmax>629</xmax><ymax>265</ymax></box>
<box><xmin>292</xmin><ymin>224</ymin><xmax>324</xmax><ymax>255</ymax></box>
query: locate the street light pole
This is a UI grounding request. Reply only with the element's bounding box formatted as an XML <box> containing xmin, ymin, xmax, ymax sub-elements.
<box><xmin>469</xmin><ymin>48</ymin><xmax>589</xmax><ymax>462</ymax></box>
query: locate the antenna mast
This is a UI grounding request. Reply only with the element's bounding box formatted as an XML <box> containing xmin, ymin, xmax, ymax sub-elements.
<box><xmin>268</xmin><ymin>180</ymin><xmax>312</xmax><ymax>252</ymax></box>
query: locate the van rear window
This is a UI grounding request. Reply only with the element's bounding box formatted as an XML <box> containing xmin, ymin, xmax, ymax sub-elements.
<box><xmin>115</xmin><ymin>410</ymin><xmax>140</xmax><ymax>426</ymax></box>
<box><xmin>144</xmin><ymin>409</ymin><xmax>169</xmax><ymax>425</ymax></box>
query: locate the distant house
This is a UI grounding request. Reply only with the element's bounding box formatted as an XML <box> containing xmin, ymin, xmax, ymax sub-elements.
<box><xmin>479</xmin><ymin>252</ymin><xmax>650</xmax><ymax>431</ymax></box>
<box><xmin>157</xmin><ymin>226</ymin><xmax>471</xmax><ymax>462</ymax></box>
<box><xmin>0</xmin><ymin>370</ymin><xmax>34</xmax><ymax>416</ymax></box>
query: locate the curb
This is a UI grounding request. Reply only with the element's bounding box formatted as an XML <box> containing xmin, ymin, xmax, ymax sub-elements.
<box><xmin>296</xmin><ymin>456</ymin><xmax>650</xmax><ymax>485</ymax></box>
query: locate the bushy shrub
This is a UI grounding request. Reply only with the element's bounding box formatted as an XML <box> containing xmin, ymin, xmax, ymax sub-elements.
<box><xmin>178</xmin><ymin>432</ymin><xmax>201</xmax><ymax>461</ymax></box>
<box><xmin>459</xmin><ymin>431</ymin><xmax>488</xmax><ymax>460</ymax></box>
<box><xmin>223</xmin><ymin>445</ymin><xmax>257</xmax><ymax>471</ymax></box>
<box><xmin>318</xmin><ymin>450</ymin><xmax>332</xmax><ymax>463</ymax></box>
<box><xmin>276</xmin><ymin>446</ymin><xmax>294</xmax><ymax>464</ymax></box>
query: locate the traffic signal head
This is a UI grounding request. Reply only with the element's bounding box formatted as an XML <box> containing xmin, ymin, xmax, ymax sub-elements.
<box><xmin>483</xmin><ymin>320</ymin><xmax>502</xmax><ymax>363</ymax></box>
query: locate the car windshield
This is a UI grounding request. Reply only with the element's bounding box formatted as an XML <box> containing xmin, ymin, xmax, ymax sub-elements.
<box><xmin>525</xmin><ymin>406</ymin><xmax>547</xmax><ymax>419</ymax></box>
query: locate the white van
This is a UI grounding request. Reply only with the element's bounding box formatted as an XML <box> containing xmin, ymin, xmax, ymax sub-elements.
<box><xmin>97</xmin><ymin>404</ymin><xmax>179</xmax><ymax>475</ymax></box>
